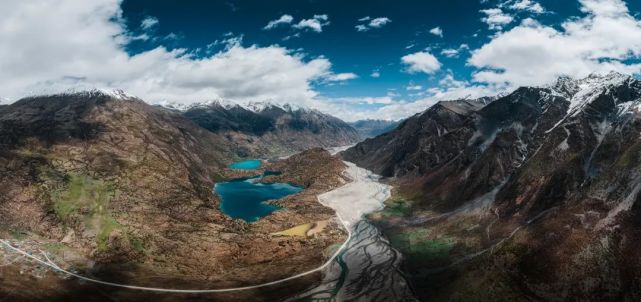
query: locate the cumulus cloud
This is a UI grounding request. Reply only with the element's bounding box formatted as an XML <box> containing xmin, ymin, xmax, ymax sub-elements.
<box><xmin>263</xmin><ymin>14</ymin><xmax>328</xmax><ymax>33</ymax></box>
<box><xmin>263</xmin><ymin>14</ymin><xmax>293</xmax><ymax>30</ymax></box>
<box><xmin>429</xmin><ymin>27</ymin><xmax>443</xmax><ymax>37</ymax></box>
<box><xmin>370</xmin><ymin>70</ymin><xmax>381</xmax><ymax>78</ymax></box>
<box><xmin>355</xmin><ymin>25</ymin><xmax>369</xmax><ymax>32</ymax></box>
<box><xmin>481</xmin><ymin>8</ymin><xmax>514</xmax><ymax>30</ymax></box>
<box><xmin>326</xmin><ymin>73</ymin><xmax>358</xmax><ymax>82</ymax></box>
<box><xmin>330</xmin><ymin>81</ymin><xmax>498</xmax><ymax>121</ymax></box>
<box><xmin>293</xmin><ymin>14</ymin><xmax>329</xmax><ymax>32</ymax></box>
<box><xmin>140</xmin><ymin>16</ymin><xmax>159</xmax><ymax>30</ymax></box>
<box><xmin>510</xmin><ymin>0</ymin><xmax>545</xmax><ymax>13</ymax></box>
<box><xmin>401</xmin><ymin>51</ymin><xmax>441</xmax><ymax>74</ymax></box>
<box><xmin>0</xmin><ymin>0</ymin><xmax>352</xmax><ymax>108</ymax></box>
<box><xmin>355</xmin><ymin>17</ymin><xmax>391</xmax><ymax>32</ymax></box>
<box><xmin>369</xmin><ymin>17</ymin><xmax>391</xmax><ymax>28</ymax></box>
<box><xmin>469</xmin><ymin>0</ymin><xmax>641</xmax><ymax>88</ymax></box>
<box><xmin>441</xmin><ymin>44</ymin><xmax>470</xmax><ymax>58</ymax></box>
<box><xmin>327</xmin><ymin>95</ymin><xmax>394</xmax><ymax>107</ymax></box>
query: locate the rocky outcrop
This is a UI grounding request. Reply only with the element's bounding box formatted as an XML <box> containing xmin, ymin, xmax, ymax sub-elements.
<box><xmin>344</xmin><ymin>72</ymin><xmax>641</xmax><ymax>300</ymax></box>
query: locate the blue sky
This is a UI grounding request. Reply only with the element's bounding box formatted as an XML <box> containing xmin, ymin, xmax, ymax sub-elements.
<box><xmin>2</xmin><ymin>0</ymin><xmax>641</xmax><ymax>120</ymax></box>
<box><xmin>120</xmin><ymin>0</ymin><xmax>586</xmax><ymax>99</ymax></box>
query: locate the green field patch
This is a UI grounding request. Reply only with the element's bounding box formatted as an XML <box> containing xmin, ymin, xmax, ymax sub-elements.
<box><xmin>96</xmin><ymin>216</ymin><xmax>121</xmax><ymax>252</ymax></box>
<box><xmin>390</xmin><ymin>229</ymin><xmax>455</xmax><ymax>263</ymax></box>
<box><xmin>44</xmin><ymin>242</ymin><xmax>66</xmax><ymax>254</ymax></box>
<box><xmin>382</xmin><ymin>199</ymin><xmax>411</xmax><ymax>217</ymax></box>
<box><xmin>50</xmin><ymin>174</ymin><xmax>123</xmax><ymax>251</ymax></box>
<box><xmin>130</xmin><ymin>238</ymin><xmax>145</xmax><ymax>253</ymax></box>
<box><xmin>9</xmin><ymin>229</ymin><xmax>28</xmax><ymax>240</ymax></box>
<box><xmin>324</xmin><ymin>243</ymin><xmax>344</xmax><ymax>256</ymax></box>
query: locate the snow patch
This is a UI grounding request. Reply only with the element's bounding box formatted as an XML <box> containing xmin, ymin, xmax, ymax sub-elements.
<box><xmin>556</xmin><ymin>126</ymin><xmax>571</xmax><ymax>151</ymax></box>
<box><xmin>596</xmin><ymin>175</ymin><xmax>641</xmax><ymax>230</ymax></box>
<box><xmin>546</xmin><ymin>71</ymin><xmax>634</xmax><ymax>133</ymax></box>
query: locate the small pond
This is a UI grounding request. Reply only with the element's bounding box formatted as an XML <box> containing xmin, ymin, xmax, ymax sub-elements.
<box><xmin>215</xmin><ymin>173</ymin><xmax>302</xmax><ymax>222</ymax></box>
<box><xmin>229</xmin><ymin>160</ymin><xmax>262</xmax><ymax>170</ymax></box>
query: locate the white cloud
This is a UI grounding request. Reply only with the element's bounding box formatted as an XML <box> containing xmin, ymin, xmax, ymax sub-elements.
<box><xmin>406</xmin><ymin>84</ymin><xmax>423</xmax><ymax>91</ymax></box>
<box><xmin>370</xmin><ymin>71</ymin><xmax>381</xmax><ymax>78</ymax></box>
<box><xmin>401</xmin><ymin>51</ymin><xmax>441</xmax><ymax>74</ymax></box>
<box><xmin>469</xmin><ymin>0</ymin><xmax>641</xmax><ymax>88</ymax></box>
<box><xmin>140</xmin><ymin>16</ymin><xmax>159</xmax><ymax>30</ymax></box>
<box><xmin>326</xmin><ymin>73</ymin><xmax>358</xmax><ymax>82</ymax></box>
<box><xmin>355</xmin><ymin>17</ymin><xmax>391</xmax><ymax>32</ymax></box>
<box><xmin>441</xmin><ymin>44</ymin><xmax>470</xmax><ymax>58</ymax></box>
<box><xmin>429</xmin><ymin>27</ymin><xmax>443</xmax><ymax>37</ymax></box>
<box><xmin>282</xmin><ymin>32</ymin><xmax>300</xmax><ymax>41</ymax></box>
<box><xmin>361</xmin><ymin>96</ymin><xmax>394</xmax><ymax>104</ymax></box>
<box><xmin>329</xmin><ymin>82</ymin><xmax>499</xmax><ymax>122</ymax></box>
<box><xmin>438</xmin><ymin>72</ymin><xmax>467</xmax><ymax>88</ymax></box>
<box><xmin>510</xmin><ymin>0</ymin><xmax>545</xmax><ymax>13</ymax></box>
<box><xmin>263</xmin><ymin>14</ymin><xmax>293</xmax><ymax>30</ymax></box>
<box><xmin>579</xmin><ymin>0</ymin><xmax>628</xmax><ymax>16</ymax></box>
<box><xmin>369</xmin><ymin>17</ymin><xmax>391</xmax><ymax>28</ymax></box>
<box><xmin>293</xmin><ymin>14</ymin><xmax>329</xmax><ymax>32</ymax></box>
<box><xmin>481</xmin><ymin>8</ymin><xmax>514</xmax><ymax>30</ymax></box>
<box><xmin>0</xmin><ymin>0</ymin><xmax>352</xmax><ymax>109</ymax></box>
<box><xmin>355</xmin><ymin>25</ymin><xmax>369</xmax><ymax>32</ymax></box>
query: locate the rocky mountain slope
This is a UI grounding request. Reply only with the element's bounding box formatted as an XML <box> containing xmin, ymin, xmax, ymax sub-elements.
<box><xmin>179</xmin><ymin>101</ymin><xmax>361</xmax><ymax>157</ymax></box>
<box><xmin>349</xmin><ymin>119</ymin><xmax>400</xmax><ymax>138</ymax></box>
<box><xmin>343</xmin><ymin>72</ymin><xmax>641</xmax><ymax>300</ymax></box>
<box><xmin>0</xmin><ymin>91</ymin><xmax>348</xmax><ymax>301</ymax></box>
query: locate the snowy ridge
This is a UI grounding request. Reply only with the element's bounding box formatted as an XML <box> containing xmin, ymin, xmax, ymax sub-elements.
<box><xmin>17</xmin><ymin>88</ymin><xmax>141</xmax><ymax>102</ymax></box>
<box><xmin>545</xmin><ymin>71</ymin><xmax>640</xmax><ymax>133</ymax></box>
<box><xmin>244</xmin><ymin>101</ymin><xmax>310</xmax><ymax>113</ymax></box>
<box><xmin>161</xmin><ymin>99</ymin><xmax>242</xmax><ymax>111</ymax></box>
<box><xmin>161</xmin><ymin>99</ymin><xmax>312</xmax><ymax>114</ymax></box>
<box><xmin>550</xmin><ymin>71</ymin><xmax>635</xmax><ymax>117</ymax></box>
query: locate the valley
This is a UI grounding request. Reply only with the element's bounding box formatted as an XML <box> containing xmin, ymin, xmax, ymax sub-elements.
<box><xmin>0</xmin><ymin>92</ymin><xmax>360</xmax><ymax>301</ymax></box>
<box><xmin>3</xmin><ymin>73</ymin><xmax>641</xmax><ymax>301</ymax></box>
<box><xmin>5</xmin><ymin>0</ymin><xmax>641</xmax><ymax>300</ymax></box>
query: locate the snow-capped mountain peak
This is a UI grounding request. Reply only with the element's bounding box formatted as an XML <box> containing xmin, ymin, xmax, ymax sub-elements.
<box><xmin>548</xmin><ymin>71</ymin><xmax>635</xmax><ymax>117</ymax></box>
<box><xmin>161</xmin><ymin>99</ymin><xmax>311</xmax><ymax>113</ymax></box>
<box><xmin>161</xmin><ymin>99</ymin><xmax>242</xmax><ymax>111</ymax></box>
<box><xmin>245</xmin><ymin>101</ymin><xmax>308</xmax><ymax>113</ymax></box>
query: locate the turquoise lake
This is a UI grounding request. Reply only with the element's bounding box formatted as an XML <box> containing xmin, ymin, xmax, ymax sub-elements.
<box><xmin>229</xmin><ymin>160</ymin><xmax>262</xmax><ymax>170</ymax></box>
<box><xmin>215</xmin><ymin>174</ymin><xmax>303</xmax><ymax>222</ymax></box>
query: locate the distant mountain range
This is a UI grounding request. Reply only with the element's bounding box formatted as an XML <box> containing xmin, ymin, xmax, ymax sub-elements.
<box><xmin>165</xmin><ymin>100</ymin><xmax>361</xmax><ymax>157</ymax></box>
<box><xmin>348</xmin><ymin>119</ymin><xmax>400</xmax><ymax>138</ymax></box>
<box><xmin>343</xmin><ymin>72</ymin><xmax>641</xmax><ymax>300</ymax></box>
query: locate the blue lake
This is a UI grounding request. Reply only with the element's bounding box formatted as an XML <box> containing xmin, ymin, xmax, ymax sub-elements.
<box><xmin>229</xmin><ymin>160</ymin><xmax>262</xmax><ymax>170</ymax></box>
<box><xmin>215</xmin><ymin>175</ymin><xmax>303</xmax><ymax>222</ymax></box>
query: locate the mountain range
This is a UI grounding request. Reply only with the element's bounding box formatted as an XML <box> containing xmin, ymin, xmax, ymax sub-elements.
<box><xmin>342</xmin><ymin>71</ymin><xmax>641</xmax><ymax>300</ymax></box>
<box><xmin>0</xmin><ymin>91</ymin><xmax>350</xmax><ymax>301</ymax></box>
<box><xmin>167</xmin><ymin>100</ymin><xmax>361</xmax><ymax>157</ymax></box>
<box><xmin>3</xmin><ymin>71</ymin><xmax>641</xmax><ymax>300</ymax></box>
